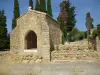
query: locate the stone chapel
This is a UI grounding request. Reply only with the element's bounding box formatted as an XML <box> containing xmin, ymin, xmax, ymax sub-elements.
<box><xmin>10</xmin><ymin>8</ymin><xmax>62</xmax><ymax>62</ymax></box>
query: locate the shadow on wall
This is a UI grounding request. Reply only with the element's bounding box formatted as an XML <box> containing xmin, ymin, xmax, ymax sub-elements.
<box><xmin>90</xmin><ymin>37</ymin><xmax>97</xmax><ymax>50</ymax></box>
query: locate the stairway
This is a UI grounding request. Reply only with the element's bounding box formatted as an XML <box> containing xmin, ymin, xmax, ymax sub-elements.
<box><xmin>51</xmin><ymin>40</ymin><xmax>100</xmax><ymax>61</ymax></box>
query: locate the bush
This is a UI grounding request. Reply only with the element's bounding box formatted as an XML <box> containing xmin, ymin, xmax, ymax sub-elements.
<box><xmin>97</xmin><ymin>24</ymin><xmax>100</xmax><ymax>39</ymax></box>
<box><xmin>68</xmin><ymin>28</ymin><xmax>85</xmax><ymax>42</ymax></box>
<box><xmin>88</xmin><ymin>43</ymin><xmax>94</xmax><ymax>50</ymax></box>
<box><xmin>92</xmin><ymin>30</ymin><xmax>98</xmax><ymax>38</ymax></box>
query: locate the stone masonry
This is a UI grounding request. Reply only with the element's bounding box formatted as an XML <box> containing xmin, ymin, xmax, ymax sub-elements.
<box><xmin>10</xmin><ymin>9</ymin><xmax>62</xmax><ymax>62</ymax></box>
<box><xmin>97</xmin><ymin>37</ymin><xmax>100</xmax><ymax>52</ymax></box>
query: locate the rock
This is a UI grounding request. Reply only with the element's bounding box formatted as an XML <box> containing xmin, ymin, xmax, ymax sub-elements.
<box><xmin>30</xmin><ymin>60</ymin><xmax>35</xmax><ymax>64</ymax></box>
<box><xmin>35</xmin><ymin>59</ymin><xmax>42</xmax><ymax>63</ymax></box>
<box><xmin>22</xmin><ymin>60</ymin><xmax>29</xmax><ymax>63</ymax></box>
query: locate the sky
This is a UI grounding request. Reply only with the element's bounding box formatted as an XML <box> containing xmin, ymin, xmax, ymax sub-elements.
<box><xmin>0</xmin><ymin>0</ymin><xmax>100</xmax><ymax>32</ymax></box>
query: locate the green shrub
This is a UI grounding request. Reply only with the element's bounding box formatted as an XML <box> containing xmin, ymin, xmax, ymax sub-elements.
<box><xmin>97</xmin><ymin>24</ymin><xmax>100</xmax><ymax>40</ymax></box>
<box><xmin>92</xmin><ymin>30</ymin><xmax>98</xmax><ymax>38</ymax></box>
<box><xmin>69</xmin><ymin>28</ymin><xmax>85</xmax><ymax>42</ymax></box>
<box><xmin>55</xmin><ymin>45</ymin><xmax>59</xmax><ymax>51</ymax></box>
<box><xmin>88</xmin><ymin>43</ymin><xmax>94</xmax><ymax>50</ymax></box>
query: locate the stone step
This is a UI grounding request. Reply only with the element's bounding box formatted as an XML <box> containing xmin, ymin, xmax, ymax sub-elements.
<box><xmin>51</xmin><ymin>50</ymin><xmax>99</xmax><ymax>60</ymax></box>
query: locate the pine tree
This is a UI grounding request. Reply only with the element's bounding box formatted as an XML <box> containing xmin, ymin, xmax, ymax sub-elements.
<box><xmin>40</xmin><ymin>0</ymin><xmax>46</xmax><ymax>12</ymax></box>
<box><xmin>29</xmin><ymin>0</ymin><xmax>33</xmax><ymax>9</ymax></box>
<box><xmin>35</xmin><ymin>0</ymin><xmax>40</xmax><ymax>11</ymax></box>
<box><xmin>47</xmin><ymin>0</ymin><xmax>53</xmax><ymax>17</ymax></box>
<box><xmin>86</xmin><ymin>12</ymin><xmax>94</xmax><ymax>42</ymax></box>
<box><xmin>12</xmin><ymin>0</ymin><xmax>20</xmax><ymax>29</ymax></box>
<box><xmin>0</xmin><ymin>10</ymin><xmax>9</xmax><ymax>50</ymax></box>
<box><xmin>57</xmin><ymin>0</ymin><xmax>76</xmax><ymax>43</ymax></box>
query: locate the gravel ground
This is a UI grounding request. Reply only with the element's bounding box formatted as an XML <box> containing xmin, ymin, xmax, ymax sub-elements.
<box><xmin>0</xmin><ymin>51</ymin><xmax>100</xmax><ymax>75</ymax></box>
<box><xmin>0</xmin><ymin>61</ymin><xmax>100</xmax><ymax>75</ymax></box>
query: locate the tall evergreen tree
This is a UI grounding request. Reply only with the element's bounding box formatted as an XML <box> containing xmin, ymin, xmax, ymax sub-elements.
<box><xmin>86</xmin><ymin>12</ymin><xmax>94</xmax><ymax>30</ymax></box>
<box><xmin>47</xmin><ymin>0</ymin><xmax>53</xmax><ymax>17</ymax></box>
<box><xmin>12</xmin><ymin>0</ymin><xmax>20</xmax><ymax>29</ymax></box>
<box><xmin>35</xmin><ymin>0</ymin><xmax>40</xmax><ymax>11</ymax></box>
<box><xmin>40</xmin><ymin>0</ymin><xmax>46</xmax><ymax>12</ymax></box>
<box><xmin>85</xmin><ymin>12</ymin><xmax>94</xmax><ymax>42</ymax></box>
<box><xmin>0</xmin><ymin>10</ymin><xmax>9</xmax><ymax>49</ymax></box>
<box><xmin>29</xmin><ymin>0</ymin><xmax>33</xmax><ymax>9</ymax></box>
<box><xmin>57</xmin><ymin>0</ymin><xmax>76</xmax><ymax>43</ymax></box>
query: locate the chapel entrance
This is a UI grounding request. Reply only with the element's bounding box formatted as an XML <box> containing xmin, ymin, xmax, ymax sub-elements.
<box><xmin>25</xmin><ymin>31</ymin><xmax>37</xmax><ymax>49</ymax></box>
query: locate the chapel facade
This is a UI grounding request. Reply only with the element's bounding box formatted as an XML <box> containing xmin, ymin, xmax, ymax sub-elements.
<box><xmin>10</xmin><ymin>9</ymin><xmax>62</xmax><ymax>62</ymax></box>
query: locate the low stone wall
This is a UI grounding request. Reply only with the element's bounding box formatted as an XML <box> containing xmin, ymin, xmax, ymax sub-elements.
<box><xmin>52</xmin><ymin>50</ymin><xmax>99</xmax><ymax>61</ymax></box>
<box><xmin>0</xmin><ymin>51</ymin><xmax>43</xmax><ymax>64</ymax></box>
<box><xmin>97</xmin><ymin>37</ymin><xmax>100</xmax><ymax>52</ymax></box>
<box><xmin>51</xmin><ymin>40</ymin><xmax>100</xmax><ymax>61</ymax></box>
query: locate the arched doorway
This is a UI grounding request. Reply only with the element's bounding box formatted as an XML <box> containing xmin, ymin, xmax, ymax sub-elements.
<box><xmin>25</xmin><ymin>31</ymin><xmax>37</xmax><ymax>49</ymax></box>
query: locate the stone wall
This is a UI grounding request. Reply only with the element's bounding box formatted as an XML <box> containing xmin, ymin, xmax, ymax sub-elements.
<box><xmin>18</xmin><ymin>11</ymin><xmax>43</xmax><ymax>54</ymax></box>
<box><xmin>51</xmin><ymin>40</ymin><xmax>100</xmax><ymax>61</ymax></box>
<box><xmin>40</xmin><ymin>14</ymin><xmax>50</xmax><ymax>62</ymax></box>
<box><xmin>10</xmin><ymin>10</ymin><xmax>62</xmax><ymax>62</ymax></box>
<box><xmin>0</xmin><ymin>51</ymin><xmax>42</xmax><ymax>64</ymax></box>
<box><xmin>97</xmin><ymin>37</ymin><xmax>100</xmax><ymax>52</ymax></box>
<box><xmin>46</xmin><ymin>15</ymin><xmax>62</xmax><ymax>50</ymax></box>
<box><xmin>10</xmin><ymin>25</ymin><xmax>21</xmax><ymax>52</ymax></box>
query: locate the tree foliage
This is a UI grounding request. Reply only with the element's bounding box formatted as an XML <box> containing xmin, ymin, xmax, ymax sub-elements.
<box><xmin>57</xmin><ymin>0</ymin><xmax>76</xmax><ymax>43</ymax></box>
<box><xmin>35</xmin><ymin>0</ymin><xmax>40</xmax><ymax>11</ymax></box>
<box><xmin>97</xmin><ymin>24</ymin><xmax>100</xmax><ymax>39</ymax></box>
<box><xmin>47</xmin><ymin>0</ymin><xmax>53</xmax><ymax>17</ymax></box>
<box><xmin>40</xmin><ymin>0</ymin><xmax>46</xmax><ymax>12</ymax></box>
<box><xmin>86</xmin><ymin>12</ymin><xmax>94</xmax><ymax>30</ymax></box>
<box><xmin>68</xmin><ymin>28</ymin><xmax>85</xmax><ymax>42</ymax></box>
<box><xmin>85</xmin><ymin>12</ymin><xmax>94</xmax><ymax>42</ymax></box>
<box><xmin>29</xmin><ymin>0</ymin><xmax>34</xmax><ymax>9</ymax></box>
<box><xmin>12</xmin><ymin>0</ymin><xmax>20</xmax><ymax>29</ymax></box>
<box><xmin>0</xmin><ymin>10</ymin><xmax>9</xmax><ymax>50</ymax></box>
<box><xmin>92</xmin><ymin>30</ymin><xmax>98</xmax><ymax>38</ymax></box>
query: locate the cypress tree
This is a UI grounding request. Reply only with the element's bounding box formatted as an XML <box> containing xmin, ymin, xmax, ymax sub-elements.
<box><xmin>29</xmin><ymin>0</ymin><xmax>34</xmax><ymax>9</ymax></box>
<box><xmin>86</xmin><ymin>12</ymin><xmax>94</xmax><ymax>30</ymax></box>
<box><xmin>0</xmin><ymin>10</ymin><xmax>9</xmax><ymax>50</ymax></box>
<box><xmin>12</xmin><ymin>0</ymin><xmax>20</xmax><ymax>29</ymax></box>
<box><xmin>85</xmin><ymin>12</ymin><xmax>94</xmax><ymax>42</ymax></box>
<box><xmin>47</xmin><ymin>0</ymin><xmax>53</xmax><ymax>17</ymax></box>
<box><xmin>57</xmin><ymin>0</ymin><xmax>76</xmax><ymax>43</ymax></box>
<box><xmin>35</xmin><ymin>0</ymin><xmax>40</xmax><ymax>11</ymax></box>
<box><xmin>40</xmin><ymin>0</ymin><xmax>46</xmax><ymax>12</ymax></box>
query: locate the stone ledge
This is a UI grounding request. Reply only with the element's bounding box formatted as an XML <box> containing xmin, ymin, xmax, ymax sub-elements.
<box><xmin>24</xmin><ymin>49</ymin><xmax>37</xmax><ymax>53</ymax></box>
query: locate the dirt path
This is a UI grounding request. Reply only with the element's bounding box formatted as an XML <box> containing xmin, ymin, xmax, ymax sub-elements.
<box><xmin>0</xmin><ymin>52</ymin><xmax>100</xmax><ymax>75</ymax></box>
<box><xmin>0</xmin><ymin>61</ymin><xmax>100</xmax><ymax>75</ymax></box>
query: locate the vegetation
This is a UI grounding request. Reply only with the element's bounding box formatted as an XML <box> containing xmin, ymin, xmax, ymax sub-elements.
<box><xmin>85</xmin><ymin>12</ymin><xmax>94</xmax><ymax>42</ymax></box>
<box><xmin>40</xmin><ymin>0</ymin><xmax>46</xmax><ymax>12</ymax></box>
<box><xmin>12</xmin><ymin>0</ymin><xmax>20</xmax><ymax>29</ymax></box>
<box><xmin>57</xmin><ymin>0</ymin><xmax>76</xmax><ymax>44</ymax></box>
<box><xmin>0</xmin><ymin>0</ymin><xmax>100</xmax><ymax>49</ymax></box>
<box><xmin>97</xmin><ymin>24</ymin><xmax>100</xmax><ymax>39</ymax></box>
<box><xmin>92</xmin><ymin>29</ymin><xmax>98</xmax><ymax>38</ymax></box>
<box><xmin>47</xmin><ymin>0</ymin><xmax>53</xmax><ymax>17</ymax></box>
<box><xmin>68</xmin><ymin>28</ymin><xmax>85</xmax><ymax>42</ymax></box>
<box><xmin>35</xmin><ymin>0</ymin><xmax>40</xmax><ymax>11</ymax></box>
<box><xmin>29</xmin><ymin>0</ymin><xmax>34</xmax><ymax>9</ymax></box>
<box><xmin>0</xmin><ymin>10</ymin><xmax>9</xmax><ymax>50</ymax></box>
